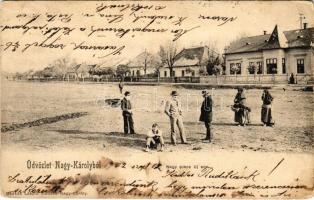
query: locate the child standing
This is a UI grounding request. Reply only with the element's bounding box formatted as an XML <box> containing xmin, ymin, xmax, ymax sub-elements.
<box><xmin>145</xmin><ymin>123</ymin><xmax>164</xmax><ymax>152</ymax></box>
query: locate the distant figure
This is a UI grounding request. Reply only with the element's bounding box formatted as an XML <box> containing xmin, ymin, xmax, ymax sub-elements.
<box><xmin>289</xmin><ymin>73</ymin><xmax>295</xmax><ymax>84</ymax></box>
<box><xmin>118</xmin><ymin>81</ymin><xmax>124</xmax><ymax>94</ymax></box>
<box><xmin>232</xmin><ymin>88</ymin><xmax>251</xmax><ymax>126</ymax></box>
<box><xmin>164</xmin><ymin>91</ymin><xmax>189</xmax><ymax>145</ymax></box>
<box><xmin>261</xmin><ymin>89</ymin><xmax>274</xmax><ymax>127</ymax></box>
<box><xmin>144</xmin><ymin>123</ymin><xmax>164</xmax><ymax>152</ymax></box>
<box><xmin>121</xmin><ymin>91</ymin><xmax>135</xmax><ymax>134</ymax></box>
<box><xmin>158</xmin><ymin>100</ymin><xmax>165</xmax><ymax>113</ymax></box>
<box><xmin>199</xmin><ymin>90</ymin><xmax>213</xmax><ymax>142</ymax></box>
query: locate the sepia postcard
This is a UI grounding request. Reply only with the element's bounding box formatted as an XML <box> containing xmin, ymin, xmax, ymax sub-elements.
<box><xmin>0</xmin><ymin>0</ymin><xmax>313</xmax><ymax>199</ymax></box>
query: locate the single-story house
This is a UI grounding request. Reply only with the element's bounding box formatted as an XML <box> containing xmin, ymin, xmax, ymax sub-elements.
<box><xmin>160</xmin><ymin>46</ymin><xmax>219</xmax><ymax>77</ymax></box>
<box><xmin>76</xmin><ymin>63</ymin><xmax>96</xmax><ymax>79</ymax></box>
<box><xmin>128</xmin><ymin>51</ymin><xmax>161</xmax><ymax>77</ymax></box>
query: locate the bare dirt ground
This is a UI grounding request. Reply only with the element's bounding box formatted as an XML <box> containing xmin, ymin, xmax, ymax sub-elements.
<box><xmin>1</xmin><ymin>80</ymin><xmax>313</xmax><ymax>154</ymax></box>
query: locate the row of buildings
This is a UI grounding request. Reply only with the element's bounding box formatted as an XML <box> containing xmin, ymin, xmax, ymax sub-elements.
<box><xmin>12</xmin><ymin>24</ymin><xmax>314</xmax><ymax>84</ymax></box>
<box><xmin>126</xmin><ymin>46</ymin><xmax>219</xmax><ymax>78</ymax></box>
<box><xmin>128</xmin><ymin>24</ymin><xmax>314</xmax><ymax>82</ymax></box>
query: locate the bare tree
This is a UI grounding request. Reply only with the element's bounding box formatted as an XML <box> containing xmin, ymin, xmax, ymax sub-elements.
<box><xmin>206</xmin><ymin>40</ymin><xmax>219</xmax><ymax>54</ymax></box>
<box><xmin>158</xmin><ymin>42</ymin><xmax>178</xmax><ymax>77</ymax></box>
<box><xmin>203</xmin><ymin>41</ymin><xmax>222</xmax><ymax>75</ymax></box>
<box><xmin>68</xmin><ymin>59</ymin><xmax>79</xmax><ymax>81</ymax></box>
<box><xmin>142</xmin><ymin>50</ymin><xmax>161</xmax><ymax>77</ymax></box>
<box><xmin>77</xmin><ymin>62</ymin><xmax>93</xmax><ymax>81</ymax></box>
<box><xmin>154</xmin><ymin>64</ymin><xmax>163</xmax><ymax>77</ymax></box>
<box><xmin>143</xmin><ymin>50</ymin><xmax>148</xmax><ymax>76</ymax></box>
<box><xmin>53</xmin><ymin>57</ymin><xmax>70</xmax><ymax>80</ymax></box>
<box><xmin>116</xmin><ymin>64</ymin><xmax>130</xmax><ymax>78</ymax></box>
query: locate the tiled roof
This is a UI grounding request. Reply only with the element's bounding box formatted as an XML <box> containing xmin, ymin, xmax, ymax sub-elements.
<box><xmin>76</xmin><ymin>63</ymin><xmax>95</xmax><ymax>73</ymax></box>
<box><xmin>173</xmin><ymin>46</ymin><xmax>217</xmax><ymax>67</ymax></box>
<box><xmin>127</xmin><ymin>52</ymin><xmax>161</xmax><ymax>69</ymax></box>
<box><xmin>226</xmin><ymin>26</ymin><xmax>314</xmax><ymax>54</ymax></box>
<box><xmin>226</xmin><ymin>34</ymin><xmax>270</xmax><ymax>54</ymax></box>
<box><xmin>97</xmin><ymin>58</ymin><xmax>125</xmax><ymax>70</ymax></box>
<box><xmin>284</xmin><ymin>28</ymin><xmax>314</xmax><ymax>48</ymax></box>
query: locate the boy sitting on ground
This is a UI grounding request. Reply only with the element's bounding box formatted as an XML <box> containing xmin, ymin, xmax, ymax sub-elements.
<box><xmin>145</xmin><ymin>123</ymin><xmax>165</xmax><ymax>152</ymax></box>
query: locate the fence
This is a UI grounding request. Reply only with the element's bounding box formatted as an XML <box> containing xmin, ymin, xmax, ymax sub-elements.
<box><xmin>22</xmin><ymin>74</ymin><xmax>313</xmax><ymax>85</ymax></box>
<box><xmin>200</xmin><ymin>74</ymin><xmax>313</xmax><ymax>84</ymax></box>
<box><xmin>200</xmin><ymin>75</ymin><xmax>288</xmax><ymax>84</ymax></box>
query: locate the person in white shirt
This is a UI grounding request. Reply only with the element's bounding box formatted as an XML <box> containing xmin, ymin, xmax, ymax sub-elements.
<box><xmin>145</xmin><ymin>123</ymin><xmax>164</xmax><ymax>152</ymax></box>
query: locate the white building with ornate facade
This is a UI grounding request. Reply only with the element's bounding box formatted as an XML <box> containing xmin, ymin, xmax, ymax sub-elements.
<box><xmin>224</xmin><ymin>25</ymin><xmax>314</xmax><ymax>83</ymax></box>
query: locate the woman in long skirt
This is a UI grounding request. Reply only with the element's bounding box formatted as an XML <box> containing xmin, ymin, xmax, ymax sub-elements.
<box><xmin>261</xmin><ymin>89</ymin><xmax>274</xmax><ymax>127</ymax></box>
<box><xmin>232</xmin><ymin>88</ymin><xmax>250</xmax><ymax>126</ymax></box>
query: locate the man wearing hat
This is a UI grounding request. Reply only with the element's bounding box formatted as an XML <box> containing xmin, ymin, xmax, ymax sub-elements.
<box><xmin>164</xmin><ymin>91</ymin><xmax>188</xmax><ymax>145</ymax></box>
<box><xmin>121</xmin><ymin>91</ymin><xmax>135</xmax><ymax>134</ymax></box>
<box><xmin>199</xmin><ymin>90</ymin><xmax>213</xmax><ymax>142</ymax></box>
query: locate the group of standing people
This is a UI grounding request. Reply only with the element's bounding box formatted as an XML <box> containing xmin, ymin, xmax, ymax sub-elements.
<box><xmin>119</xmin><ymin>84</ymin><xmax>274</xmax><ymax>152</ymax></box>
<box><xmin>232</xmin><ymin>88</ymin><xmax>274</xmax><ymax>127</ymax></box>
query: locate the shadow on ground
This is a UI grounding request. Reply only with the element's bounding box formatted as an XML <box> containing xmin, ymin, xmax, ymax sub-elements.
<box><xmin>54</xmin><ymin>129</ymin><xmax>147</xmax><ymax>150</ymax></box>
<box><xmin>183</xmin><ymin>121</ymin><xmax>262</xmax><ymax>127</ymax></box>
<box><xmin>52</xmin><ymin>129</ymin><xmax>208</xmax><ymax>151</ymax></box>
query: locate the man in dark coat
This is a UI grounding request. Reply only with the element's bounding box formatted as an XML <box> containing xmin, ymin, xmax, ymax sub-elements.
<box><xmin>199</xmin><ymin>90</ymin><xmax>213</xmax><ymax>142</ymax></box>
<box><xmin>118</xmin><ymin>80</ymin><xmax>124</xmax><ymax>94</ymax></box>
<box><xmin>121</xmin><ymin>91</ymin><xmax>135</xmax><ymax>134</ymax></box>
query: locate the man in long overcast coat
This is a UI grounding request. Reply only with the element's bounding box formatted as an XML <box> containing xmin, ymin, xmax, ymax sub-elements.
<box><xmin>199</xmin><ymin>90</ymin><xmax>213</xmax><ymax>142</ymax></box>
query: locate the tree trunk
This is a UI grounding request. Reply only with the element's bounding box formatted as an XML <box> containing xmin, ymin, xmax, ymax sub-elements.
<box><xmin>170</xmin><ymin>67</ymin><xmax>173</xmax><ymax>77</ymax></box>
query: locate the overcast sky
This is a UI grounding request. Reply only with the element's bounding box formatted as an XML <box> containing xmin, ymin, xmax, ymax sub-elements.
<box><xmin>1</xmin><ymin>1</ymin><xmax>313</xmax><ymax>73</ymax></box>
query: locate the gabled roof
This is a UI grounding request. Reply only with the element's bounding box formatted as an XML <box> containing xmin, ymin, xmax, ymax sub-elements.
<box><xmin>66</xmin><ymin>64</ymin><xmax>81</xmax><ymax>73</ymax></box>
<box><xmin>173</xmin><ymin>46</ymin><xmax>218</xmax><ymax>67</ymax></box>
<box><xmin>76</xmin><ymin>63</ymin><xmax>96</xmax><ymax>73</ymax></box>
<box><xmin>225</xmin><ymin>34</ymin><xmax>270</xmax><ymax>54</ymax></box>
<box><xmin>226</xmin><ymin>26</ymin><xmax>314</xmax><ymax>54</ymax></box>
<box><xmin>128</xmin><ymin>52</ymin><xmax>161</xmax><ymax>69</ymax></box>
<box><xmin>284</xmin><ymin>28</ymin><xmax>314</xmax><ymax>48</ymax></box>
<box><xmin>97</xmin><ymin>58</ymin><xmax>125</xmax><ymax>70</ymax></box>
<box><xmin>262</xmin><ymin>25</ymin><xmax>287</xmax><ymax>49</ymax></box>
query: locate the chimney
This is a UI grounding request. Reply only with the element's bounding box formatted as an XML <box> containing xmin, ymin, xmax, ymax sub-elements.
<box><xmin>263</xmin><ymin>31</ymin><xmax>267</xmax><ymax>35</ymax></box>
<box><xmin>303</xmin><ymin>23</ymin><xmax>307</xmax><ymax>29</ymax></box>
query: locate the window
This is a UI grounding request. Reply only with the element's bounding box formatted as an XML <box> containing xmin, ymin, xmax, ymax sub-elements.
<box><xmin>230</xmin><ymin>63</ymin><xmax>235</xmax><ymax>74</ymax></box>
<box><xmin>282</xmin><ymin>58</ymin><xmax>286</xmax><ymax>74</ymax></box>
<box><xmin>266</xmin><ymin>58</ymin><xmax>277</xmax><ymax>74</ymax></box>
<box><xmin>257</xmin><ymin>61</ymin><xmax>263</xmax><ymax>74</ymax></box>
<box><xmin>191</xmin><ymin>71</ymin><xmax>195</xmax><ymax>76</ymax></box>
<box><xmin>230</xmin><ymin>63</ymin><xmax>241</xmax><ymax>75</ymax></box>
<box><xmin>172</xmin><ymin>71</ymin><xmax>176</xmax><ymax>77</ymax></box>
<box><xmin>297</xmin><ymin>59</ymin><xmax>304</xmax><ymax>74</ymax></box>
<box><xmin>236</xmin><ymin>63</ymin><xmax>241</xmax><ymax>74</ymax></box>
<box><xmin>182</xmin><ymin>70</ymin><xmax>185</xmax><ymax>77</ymax></box>
<box><xmin>164</xmin><ymin>71</ymin><xmax>167</xmax><ymax>77</ymax></box>
<box><xmin>248</xmin><ymin>62</ymin><xmax>255</xmax><ymax>74</ymax></box>
<box><xmin>132</xmin><ymin>70</ymin><xmax>135</xmax><ymax>76</ymax></box>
